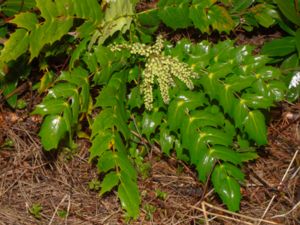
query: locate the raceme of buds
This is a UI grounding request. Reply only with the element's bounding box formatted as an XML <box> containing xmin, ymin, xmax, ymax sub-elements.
<box><xmin>111</xmin><ymin>35</ymin><xmax>198</xmax><ymax>110</ymax></box>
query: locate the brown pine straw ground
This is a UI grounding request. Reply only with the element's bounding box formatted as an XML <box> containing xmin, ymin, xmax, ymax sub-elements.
<box><xmin>0</xmin><ymin>102</ymin><xmax>299</xmax><ymax>225</ymax></box>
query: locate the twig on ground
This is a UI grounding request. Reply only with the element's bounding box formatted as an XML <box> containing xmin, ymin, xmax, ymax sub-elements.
<box><xmin>202</xmin><ymin>202</ymin><xmax>209</xmax><ymax>225</ymax></box>
<box><xmin>48</xmin><ymin>194</ymin><xmax>69</xmax><ymax>225</ymax></box>
<box><xmin>65</xmin><ymin>194</ymin><xmax>71</xmax><ymax>225</ymax></box>
<box><xmin>279</xmin><ymin>149</ymin><xmax>299</xmax><ymax>188</ymax></box>
<box><xmin>271</xmin><ymin>200</ymin><xmax>300</xmax><ymax>219</ymax></box>
<box><xmin>256</xmin><ymin>195</ymin><xmax>276</xmax><ymax>225</ymax></box>
<box><xmin>189</xmin><ymin>203</ymin><xmax>255</xmax><ymax>225</ymax></box>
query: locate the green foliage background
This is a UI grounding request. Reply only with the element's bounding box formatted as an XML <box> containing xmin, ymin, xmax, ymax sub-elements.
<box><xmin>0</xmin><ymin>0</ymin><xmax>299</xmax><ymax>219</ymax></box>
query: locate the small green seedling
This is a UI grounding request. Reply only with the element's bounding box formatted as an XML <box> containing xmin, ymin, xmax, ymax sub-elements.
<box><xmin>144</xmin><ymin>203</ymin><xmax>156</xmax><ymax>221</ymax></box>
<box><xmin>155</xmin><ymin>189</ymin><xmax>167</xmax><ymax>200</ymax></box>
<box><xmin>29</xmin><ymin>203</ymin><xmax>42</xmax><ymax>219</ymax></box>
<box><xmin>57</xmin><ymin>209</ymin><xmax>68</xmax><ymax>218</ymax></box>
<box><xmin>88</xmin><ymin>178</ymin><xmax>101</xmax><ymax>191</ymax></box>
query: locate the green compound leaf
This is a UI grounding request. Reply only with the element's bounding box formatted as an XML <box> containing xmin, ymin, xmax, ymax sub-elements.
<box><xmin>244</xmin><ymin>110</ymin><xmax>267</xmax><ymax>145</ymax></box>
<box><xmin>118</xmin><ymin>171</ymin><xmax>140</xmax><ymax>219</ymax></box>
<box><xmin>100</xmin><ymin>171</ymin><xmax>120</xmax><ymax>196</ymax></box>
<box><xmin>158</xmin><ymin>0</ymin><xmax>192</xmax><ymax>29</ymax></box>
<box><xmin>0</xmin><ymin>29</ymin><xmax>29</xmax><ymax>63</ymax></box>
<box><xmin>212</xmin><ymin>164</ymin><xmax>242</xmax><ymax>212</ymax></box>
<box><xmin>39</xmin><ymin>115</ymin><xmax>67</xmax><ymax>150</ymax></box>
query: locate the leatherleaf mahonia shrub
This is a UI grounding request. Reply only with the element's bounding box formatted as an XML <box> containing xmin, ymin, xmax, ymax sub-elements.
<box><xmin>128</xmin><ymin>38</ymin><xmax>287</xmax><ymax>213</ymax></box>
<box><xmin>0</xmin><ymin>0</ymin><xmax>288</xmax><ymax>220</ymax></box>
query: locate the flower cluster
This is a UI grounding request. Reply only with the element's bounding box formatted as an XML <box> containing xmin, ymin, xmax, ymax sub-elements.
<box><xmin>111</xmin><ymin>36</ymin><xmax>198</xmax><ymax>110</ymax></box>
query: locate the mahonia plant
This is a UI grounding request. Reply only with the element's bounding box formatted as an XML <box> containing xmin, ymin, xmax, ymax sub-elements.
<box><xmin>111</xmin><ymin>35</ymin><xmax>198</xmax><ymax>110</ymax></box>
<box><xmin>0</xmin><ymin>0</ymin><xmax>290</xmax><ymax>219</ymax></box>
